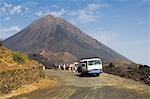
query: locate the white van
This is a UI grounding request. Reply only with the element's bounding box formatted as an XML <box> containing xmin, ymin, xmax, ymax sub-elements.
<box><xmin>77</xmin><ymin>58</ymin><xmax>103</xmax><ymax>76</ymax></box>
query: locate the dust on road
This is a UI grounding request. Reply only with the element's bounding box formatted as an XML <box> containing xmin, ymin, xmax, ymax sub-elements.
<box><xmin>9</xmin><ymin>70</ymin><xmax>150</xmax><ymax>99</ymax></box>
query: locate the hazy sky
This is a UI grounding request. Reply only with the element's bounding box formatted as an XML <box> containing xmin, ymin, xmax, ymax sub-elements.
<box><xmin>0</xmin><ymin>0</ymin><xmax>149</xmax><ymax>65</ymax></box>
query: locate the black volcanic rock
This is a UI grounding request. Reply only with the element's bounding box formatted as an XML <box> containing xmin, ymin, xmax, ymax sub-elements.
<box><xmin>4</xmin><ymin>15</ymin><xmax>129</xmax><ymax>65</ymax></box>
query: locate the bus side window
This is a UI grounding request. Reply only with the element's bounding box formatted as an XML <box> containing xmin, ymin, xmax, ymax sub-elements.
<box><xmin>88</xmin><ymin>61</ymin><xmax>95</xmax><ymax>65</ymax></box>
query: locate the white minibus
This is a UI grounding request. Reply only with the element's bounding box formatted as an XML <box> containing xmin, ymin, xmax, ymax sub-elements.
<box><xmin>77</xmin><ymin>58</ymin><xmax>103</xmax><ymax>76</ymax></box>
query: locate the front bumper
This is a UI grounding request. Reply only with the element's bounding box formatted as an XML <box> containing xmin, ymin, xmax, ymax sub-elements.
<box><xmin>88</xmin><ymin>69</ymin><xmax>102</xmax><ymax>74</ymax></box>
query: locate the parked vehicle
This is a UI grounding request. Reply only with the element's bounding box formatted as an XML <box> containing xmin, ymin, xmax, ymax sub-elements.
<box><xmin>77</xmin><ymin>58</ymin><xmax>103</xmax><ymax>76</ymax></box>
<box><xmin>74</xmin><ymin>62</ymin><xmax>79</xmax><ymax>72</ymax></box>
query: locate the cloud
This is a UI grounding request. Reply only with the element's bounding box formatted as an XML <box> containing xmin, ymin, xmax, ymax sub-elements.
<box><xmin>35</xmin><ymin>11</ymin><xmax>44</xmax><ymax>17</ymax></box>
<box><xmin>24</xmin><ymin>7</ymin><xmax>30</xmax><ymax>14</ymax></box>
<box><xmin>49</xmin><ymin>9</ymin><xmax>67</xmax><ymax>17</ymax></box>
<box><xmin>0</xmin><ymin>26</ymin><xmax>20</xmax><ymax>39</ymax></box>
<box><xmin>0</xmin><ymin>2</ymin><xmax>24</xmax><ymax>16</ymax></box>
<box><xmin>3</xmin><ymin>2</ymin><xmax>12</xmax><ymax>8</ymax></box>
<box><xmin>135</xmin><ymin>21</ymin><xmax>147</xmax><ymax>25</ymax></box>
<box><xmin>0</xmin><ymin>2</ymin><xmax>12</xmax><ymax>15</ymax></box>
<box><xmin>4</xmin><ymin>17</ymin><xmax>10</xmax><ymax>21</ymax></box>
<box><xmin>0</xmin><ymin>26</ymin><xmax>20</xmax><ymax>33</ymax></box>
<box><xmin>35</xmin><ymin>9</ymin><xmax>67</xmax><ymax>17</ymax></box>
<box><xmin>87</xmin><ymin>3</ymin><xmax>110</xmax><ymax>11</ymax></box>
<box><xmin>68</xmin><ymin>3</ymin><xmax>110</xmax><ymax>23</ymax></box>
<box><xmin>25</xmin><ymin>1</ymin><xmax>38</xmax><ymax>7</ymax></box>
<box><xmin>10</xmin><ymin>5</ymin><xmax>22</xmax><ymax>15</ymax></box>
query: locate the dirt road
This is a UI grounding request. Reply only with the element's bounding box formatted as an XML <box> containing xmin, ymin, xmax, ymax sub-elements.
<box><xmin>9</xmin><ymin>70</ymin><xmax>150</xmax><ymax>99</ymax></box>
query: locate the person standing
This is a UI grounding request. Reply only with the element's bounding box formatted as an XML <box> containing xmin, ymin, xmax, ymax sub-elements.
<box><xmin>58</xmin><ymin>64</ymin><xmax>61</xmax><ymax>70</ymax></box>
<box><xmin>63</xmin><ymin>63</ymin><xmax>66</xmax><ymax>70</ymax></box>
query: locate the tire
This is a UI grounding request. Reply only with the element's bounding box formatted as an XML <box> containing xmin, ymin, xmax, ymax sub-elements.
<box><xmin>96</xmin><ymin>73</ymin><xmax>100</xmax><ymax>76</ymax></box>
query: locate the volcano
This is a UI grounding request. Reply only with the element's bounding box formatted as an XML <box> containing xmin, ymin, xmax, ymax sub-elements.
<box><xmin>4</xmin><ymin>15</ymin><xmax>129</xmax><ymax>66</ymax></box>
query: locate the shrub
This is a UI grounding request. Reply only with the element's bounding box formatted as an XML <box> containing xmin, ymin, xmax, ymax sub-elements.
<box><xmin>0</xmin><ymin>39</ymin><xmax>3</xmax><ymax>47</ymax></box>
<box><xmin>108</xmin><ymin>63</ymin><xmax>115</xmax><ymax>68</ymax></box>
<box><xmin>13</xmin><ymin>52</ymin><xmax>28</xmax><ymax>64</ymax></box>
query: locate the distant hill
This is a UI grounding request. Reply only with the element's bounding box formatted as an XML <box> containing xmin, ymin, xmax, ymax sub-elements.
<box><xmin>4</xmin><ymin>15</ymin><xmax>130</xmax><ymax>66</ymax></box>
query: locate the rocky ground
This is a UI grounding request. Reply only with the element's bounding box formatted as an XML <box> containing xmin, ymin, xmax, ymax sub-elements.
<box><xmin>6</xmin><ymin>70</ymin><xmax>150</xmax><ymax>99</ymax></box>
<box><xmin>103</xmin><ymin>62</ymin><xmax>150</xmax><ymax>85</ymax></box>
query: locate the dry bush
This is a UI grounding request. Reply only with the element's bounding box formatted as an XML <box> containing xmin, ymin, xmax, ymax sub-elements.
<box><xmin>13</xmin><ymin>52</ymin><xmax>28</xmax><ymax>64</ymax></box>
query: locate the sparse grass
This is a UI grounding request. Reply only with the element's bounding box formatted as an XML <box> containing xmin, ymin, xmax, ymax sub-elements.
<box><xmin>0</xmin><ymin>47</ymin><xmax>47</xmax><ymax>97</ymax></box>
<box><xmin>0</xmin><ymin>78</ymin><xmax>57</xmax><ymax>98</ymax></box>
<box><xmin>0</xmin><ymin>47</ymin><xmax>40</xmax><ymax>71</ymax></box>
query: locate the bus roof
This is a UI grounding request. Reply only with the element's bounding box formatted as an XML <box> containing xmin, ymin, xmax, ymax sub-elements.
<box><xmin>80</xmin><ymin>58</ymin><xmax>101</xmax><ymax>62</ymax></box>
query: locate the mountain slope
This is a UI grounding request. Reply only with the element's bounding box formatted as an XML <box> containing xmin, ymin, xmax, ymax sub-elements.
<box><xmin>4</xmin><ymin>15</ymin><xmax>129</xmax><ymax>65</ymax></box>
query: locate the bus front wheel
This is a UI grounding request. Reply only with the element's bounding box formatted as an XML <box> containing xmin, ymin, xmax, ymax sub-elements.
<box><xmin>95</xmin><ymin>73</ymin><xmax>100</xmax><ymax>76</ymax></box>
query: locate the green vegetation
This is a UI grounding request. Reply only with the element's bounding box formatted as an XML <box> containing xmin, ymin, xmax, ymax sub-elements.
<box><xmin>13</xmin><ymin>52</ymin><xmax>28</xmax><ymax>64</ymax></box>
